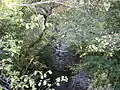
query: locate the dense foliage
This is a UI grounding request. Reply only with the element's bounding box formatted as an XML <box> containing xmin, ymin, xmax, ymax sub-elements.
<box><xmin>0</xmin><ymin>0</ymin><xmax>120</xmax><ymax>90</ymax></box>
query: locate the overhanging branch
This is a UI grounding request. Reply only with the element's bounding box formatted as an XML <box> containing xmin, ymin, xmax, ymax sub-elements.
<box><xmin>9</xmin><ymin>1</ymin><xmax>74</xmax><ymax>8</ymax></box>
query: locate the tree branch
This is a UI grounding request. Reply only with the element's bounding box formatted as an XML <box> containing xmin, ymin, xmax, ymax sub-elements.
<box><xmin>9</xmin><ymin>1</ymin><xmax>74</xmax><ymax>8</ymax></box>
<box><xmin>28</xmin><ymin>15</ymin><xmax>47</xmax><ymax>49</ymax></box>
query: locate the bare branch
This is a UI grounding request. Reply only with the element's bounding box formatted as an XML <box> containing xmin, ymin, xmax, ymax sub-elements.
<box><xmin>9</xmin><ymin>1</ymin><xmax>74</xmax><ymax>8</ymax></box>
